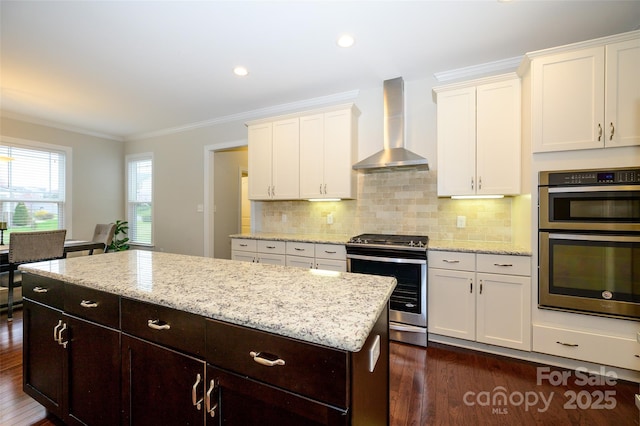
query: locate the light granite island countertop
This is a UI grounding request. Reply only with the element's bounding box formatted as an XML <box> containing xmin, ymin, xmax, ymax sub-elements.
<box><xmin>19</xmin><ymin>250</ymin><xmax>396</xmax><ymax>352</ymax></box>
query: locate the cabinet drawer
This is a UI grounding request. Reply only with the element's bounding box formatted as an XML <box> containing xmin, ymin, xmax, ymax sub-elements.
<box><xmin>121</xmin><ymin>298</ymin><xmax>205</xmax><ymax>357</ymax></box>
<box><xmin>476</xmin><ymin>254</ymin><xmax>531</xmax><ymax>276</ymax></box>
<box><xmin>286</xmin><ymin>255</ymin><xmax>314</xmax><ymax>269</ymax></box>
<box><xmin>429</xmin><ymin>251</ymin><xmax>475</xmax><ymax>271</ymax></box>
<box><xmin>286</xmin><ymin>241</ymin><xmax>315</xmax><ymax>257</ymax></box>
<box><xmin>257</xmin><ymin>240</ymin><xmax>286</xmax><ymax>255</ymax></box>
<box><xmin>315</xmin><ymin>244</ymin><xmax>346</xmax><ymax>260</ymax></box>
<box><xmin>65</xmin><ymin>283</ymin><xmax>120</xmax><ymax>329</ymax></box>
<box><xmin>206</xmin><ymin>319</ymin><xmax>348</xmax><ymax>408</ymax></box>
<box><xmin>232</xmin><ymin>238</ymin><xmax>256</xmax><ymax>252</ymax></box>
<box><xmin>533</xmin><ymin>324</ymin><xmax>640</xmax><ymax>371</ymax></box>
<box><xmin>21</xmin><ymin>273</ymin><xmax>65</xmax><ymax>310</ymax></box>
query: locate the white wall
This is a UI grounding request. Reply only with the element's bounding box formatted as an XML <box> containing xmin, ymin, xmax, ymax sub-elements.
<box><xmin>0</xmin><ymin>116</ymin><xmax>124</xmax><ymax>240</ymax></box>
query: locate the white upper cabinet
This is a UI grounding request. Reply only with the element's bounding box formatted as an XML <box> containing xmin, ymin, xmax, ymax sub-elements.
<box><xmin>248</xmin><ymin>103</ymin><xmax>358</xmax><ymax>201</ymax></box>
<box><xmin>299</xmin><ymin>106</ymin><xmax>358</xmax><ymax>199</ymax></box>
<box><xmin>526</xmin><ymin>32</ymin><xmax>639</xmax><ymax>152</ymax></box>
<box><xmin>248</xmin><ymin>118</ymin><xmax>299</xmax><ymax>200</ymax></box>
<box><xmin>434</xmin><ymin>74</ymin><xmax>521</xmax><ymax>197</ymax></box>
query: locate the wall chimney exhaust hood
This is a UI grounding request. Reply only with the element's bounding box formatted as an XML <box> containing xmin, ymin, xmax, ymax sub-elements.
<box><xmin>352</xmin><ymin>77</ymin><xmax>429</xmax><ymax>172</ymax></box>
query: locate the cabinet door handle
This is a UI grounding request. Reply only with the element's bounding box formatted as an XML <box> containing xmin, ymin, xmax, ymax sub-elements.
<box><xmin>609</xmin><ymin>122</ymin><xmax>615</xmax><ymax>141</ymax></box>
<box><xmin>323</xmin><ymin>183</ymin><xmax>327</xmax><ymax>194</ymax></box>
<box><xmin>443</xmin><ymin>259</ymin><xmax>460</xmax><ymax>263</ymax></box>
<box><xmin>479</xmin><ymin>280</ymin><xmax>483</xmax><ymax>295</ymax></box>
<box><xmin>469</xmin><ymin>280</ymin><xmax>473</xmax><ymax>293</ymax></box>
<box><xmin>191</xmin><ymin>373</ymin><xmax>203</xmax><ymax>410</ymax></box>
<box><xmin>53</xmin><ymin>319</ymin><xmax>63</xmax><ymax>342</ymax></box>
<box><xmin>319</xmin><ymin>184</ymin><xmax>323</xmax><ymax>194</ymax></box>
<box><xmin>598</xmin><ymin>123</ymin><xmax>603</xmax><ymax>141</ymax></box>
<box><xmin>80</xmin><ymin>300</ymin><xmax>98</xmax><ymax>308</ymax></box>
<box><xmin>206</xmin><ymin>379</ymin><xmax>218</xmax><ymax>418</ymax></box>
<box><xmin>147</xmin><ymin>319</ymin><xmax>171</xmax><ymax>330</ymax></box>
<box><xmin>58</xmin><ymin>323</ymin><xmax>68</xmax><ymax>348</ymax></box>
<box><xmin>249</xmin><ymin>351</ymin><xmax>286</xmax><ymax>367</ymax></box>
<box><xmin>471</xmin><ymin>177</ymin><xmax>474</xmax><ymax>190</ymax></box>
<box><xmin>478</xmin><ymin>176</ymin><xmax>482</xmax><ymax>190</ymax></box>
<box><xmin>493</xmin><ymin>263</ymin><xmax>513</xmax><ymax>267</ymax></box>
<box><xmin>556</xmin><ymin>341</ymin><xmax>579</xmax><ymax>347</ymax></box>
<box><xmin>271</xmin><ymin>186</ymin><xmax>275</xmax><ymax>197</ymax></box>
<box><xmin>33</xmin><ymin>286</ymin><xmax>49</xmax><ymax>293</ymax></box>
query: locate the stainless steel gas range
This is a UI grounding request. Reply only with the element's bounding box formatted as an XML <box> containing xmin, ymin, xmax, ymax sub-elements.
<box><xmin>346</xmin><ymin>234</ymin><xmax>428</xmax><ymax>347</ymax></box>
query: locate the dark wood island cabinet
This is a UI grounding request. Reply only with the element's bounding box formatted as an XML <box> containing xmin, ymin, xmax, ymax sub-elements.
<box><xmin>20</xmin><ymin>251</ymin><xmax>394</xmax><ymax>426</ymax></box>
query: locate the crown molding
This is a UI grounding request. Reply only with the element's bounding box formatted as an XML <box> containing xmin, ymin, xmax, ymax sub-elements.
<box><xmin>433</xmin><ymin>56</ymin><xmax>523</xmax><ymax>83</ymax></box>
<box><xmin>127</xmin><ymin>89</ymin><xmax>360</xmax><ymax>141</ymax></box>
<box><xmin>0</xmin><ymin>110</ymin><xmax>124</xmax><ymax>142</ymax></box>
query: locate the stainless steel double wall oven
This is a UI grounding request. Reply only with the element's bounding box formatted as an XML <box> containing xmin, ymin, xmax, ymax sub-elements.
<box><xmin>346</xmin><ymin>234</ymin><xmax>428</xmax><ymax>347</ymax></box>
<box><xmin>538</xmin><ymin>167</ymin><xmax>640</xmax><ymax>319</ymax></box>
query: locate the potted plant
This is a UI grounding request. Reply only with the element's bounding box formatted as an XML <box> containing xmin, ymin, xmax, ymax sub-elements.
<box><xmin>108</xmin><ymin>220</ymin><xmax>130</xmax><ymax>251</ymax></box>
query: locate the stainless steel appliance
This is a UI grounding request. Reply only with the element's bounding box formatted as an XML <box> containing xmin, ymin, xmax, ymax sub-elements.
<box><xmin>538</xmin><ymin>167</ymin><xmax>640</xmax><ymax>319</ymax></box>
<box><xmin>346</xmin><ymin>234</ymin><xmax>428</xmax><ymax>346</ymax></box>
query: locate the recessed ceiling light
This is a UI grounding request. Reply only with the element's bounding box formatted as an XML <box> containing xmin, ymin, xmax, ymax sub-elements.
<box><xmin>337</xmin><ymin>34</ymin><xmax>355</xmax><ymax>48</ymax></box>
<box><xmin>233</xmin><ymin>66</ymin><xmax>248</xmax><ymax>77</ymax></box>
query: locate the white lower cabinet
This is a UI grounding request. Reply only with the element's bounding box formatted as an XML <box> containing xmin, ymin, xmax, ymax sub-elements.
<box><xmin>286</xmin><ymin>242</ymin><xmax>346</xmax><ymax>272</ymax></box>
<box><xmin>533</xmin><ymin>324</ymin><xmax>640</xmax><ymax>371</ymax></box>
<box><xmin>232</xmin><ymin>238</ymin><xmax>346</xmax><ymax>272</ymax></box>
<box><xmin>428</xmin><ymin>251</ymin><xmax>532</xmax><ymax>351</ymax></box>
<box><xmin>231</xmin><ymin>239</ymin><xmax>286</xmax><ymax>266</ymax></box>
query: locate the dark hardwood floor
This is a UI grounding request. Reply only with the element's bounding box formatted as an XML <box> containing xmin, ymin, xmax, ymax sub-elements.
<box><xmin>2</xmin><ymin>308</ymin><xmax>638</xmax><ymax>425</ymax></box>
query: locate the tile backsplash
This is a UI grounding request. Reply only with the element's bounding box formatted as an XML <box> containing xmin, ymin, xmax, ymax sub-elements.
<box><xmin>257</xmin><ymin>169</ymin><xmax>516</xmax><ymax>242</ymax></box>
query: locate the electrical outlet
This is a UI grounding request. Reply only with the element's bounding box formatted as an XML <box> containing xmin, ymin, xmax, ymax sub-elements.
<box><xmin>456</xmin><ymin>215</ymin><xmax>466</xmax><ymax>228</ymax></box>
<box><xmin>327</xmin><ymin>213</ymin><xmax>334</xmax><ymax>225</ymax></box>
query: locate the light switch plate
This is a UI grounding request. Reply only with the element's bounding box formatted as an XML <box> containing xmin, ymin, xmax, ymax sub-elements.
<box><xmin>368</xmin><ymin>334</ymin><xmax>381</xmax><ymax>373</ymax></box>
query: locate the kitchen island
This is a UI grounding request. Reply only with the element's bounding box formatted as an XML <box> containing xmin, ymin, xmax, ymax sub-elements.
<box><xmin>20</xmin><ymin>250</ymin><xmax>395</xmax><ymax>425</ymax></box>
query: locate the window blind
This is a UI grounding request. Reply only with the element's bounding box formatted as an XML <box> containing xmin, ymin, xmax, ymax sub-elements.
<box><xmin>127</xmin><ymin>154</ymin><xmax>153</xmax><ymax>245</ymax></box>
<box><xmin>0</xmin><ymin>143</ymin><xmax>67</xmax><ymax>241</ymax></box>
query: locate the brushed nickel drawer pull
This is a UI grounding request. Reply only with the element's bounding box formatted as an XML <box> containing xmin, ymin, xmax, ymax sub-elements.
<box><xmin>443</xmin><ymin>259</ymin><xmax>460</xmax><ymax>263</ymax></box>
<box><xmin>266</xmin><ymin>245</ymin><xmax>276</xmax><ymax>249</ymax></box>
<box><xmin>59</xmin><ymin>323</ymin><xmax>68</xmax><ymax>348</ymax></box>
<box><xmin>33</xmin><ymin>286</ymin><xmax>49</xmax><ymax>293</ymax></box>
<box><xmin>239</xmin><ymin>243</ymin><xmax>248</xmax><ymax>247</ymax></box>
<box><xmin>206</xmin><ymin>379</ymin><xmax>218</xmax><ymax>418</ymax></box>
<box><xmin>493</xmin><ymin>263</ymin><xmax>513</xmax><ymax>267</ymax></box>
<box><xmin>324</xmin><ymin>250</ymin><xmax>337</xmax><ymax>254</ymax></box>
<box><xmin>294</xmin><ymin>247</ymin><xmax>306</xmax><ymax>251</ymax></box>
<box><xmin>192</xmin><ymin>373</ymin><xmax>202</xmax><ymax>410</ymax></box>
<box><xmin>80</xmin><ymin>300</ymin><xmax>98</xmax><ymax>308</ymax></box>
<box><xmin>53</xmin><ymin>319</ymin><xmax>63</xmax><ymax>342</ymax></box>
<box><xmin>147</xmin><ymin>319</ymin><xmax>171</xmax><ymax>330</ymax></box>
<box><xmin>556</xmin><ymin>341</ymin><xmax>579</xmax><ymax>347</ymax></box>
<box><xmin>249</xmin><ymin>351</ymin><xmax>285</xmax><ymax>367</ymax></box>
<box><xmin>610</xmin><ymin>122</ymin><xmax>615</xmax><ymax>141</ymax></box>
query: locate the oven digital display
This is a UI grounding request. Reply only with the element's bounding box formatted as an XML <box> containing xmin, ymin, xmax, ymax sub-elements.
<box><xmin>597</xmin><ymin>172</ymin><xmax>615</xmax><ymax>183</ymax></box>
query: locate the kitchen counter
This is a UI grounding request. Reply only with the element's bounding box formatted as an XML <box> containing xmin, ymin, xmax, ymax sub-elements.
<box><xmin>230</xmin><ymin>232</ymin><xmax>350</xmax><ymax>245</ymax></box>
<box><xmin>429</xmin><ymin>240</ymin><xmax>532</xmax><ymax>256</ymax></box>
<box><xmin>19</xmin><ymin>250</ymin><xmax>395</xmax><ymax>352</ymax></box>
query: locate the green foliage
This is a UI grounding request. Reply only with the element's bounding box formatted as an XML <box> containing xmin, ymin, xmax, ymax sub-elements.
<box><xmin>34</xmin><ymin>208</ymin><xmax>54</xmax><ymax>221</ymax></box>
<box><xmin>13</xmin><ymin>202</ymin><xmax>30</xmax><ymax>226</ymax></box>
<box><xmin>108</xmin><ymin>220</ymin><xmax>130</xmax><ymax>251</ymax></box>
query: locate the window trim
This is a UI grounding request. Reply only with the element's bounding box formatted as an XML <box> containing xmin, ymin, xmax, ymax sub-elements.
<box><xmin>0</xmin><ymin>136</ymin><xmax>73</xmax><ymax>237</ymax></box>
<box><xmin>125</xmin><ymin>152</ymin><xmax>154</xmax><ymax>247</ymax></box>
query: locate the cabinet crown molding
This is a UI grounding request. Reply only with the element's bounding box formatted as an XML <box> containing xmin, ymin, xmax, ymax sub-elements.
<box><xmin>245</xmin><ymin>102</ymin><xmax>360</xmax><ymax>127</ymax></box>
<box><xmin>432</xmin><ymin>72</ymin><xmax>519</xmax><ymax>97</ymax></box>
<box><xmin>517</xmin><ymin>29</ymin><xmax>640</xmax><ymax>76</ymax></box>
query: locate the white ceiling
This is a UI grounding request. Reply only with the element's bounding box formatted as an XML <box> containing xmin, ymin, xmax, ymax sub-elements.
<box><xmin>1</xmin><ymin>0</ymin><xmax>639</xmax><ymax>141</ymax></box>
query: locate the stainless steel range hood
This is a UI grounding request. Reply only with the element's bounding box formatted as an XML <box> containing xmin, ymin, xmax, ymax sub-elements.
<box><xmin>352</xmin><ymin>77</ymin><xmax>429</xmax><ymax>171</ymax></box>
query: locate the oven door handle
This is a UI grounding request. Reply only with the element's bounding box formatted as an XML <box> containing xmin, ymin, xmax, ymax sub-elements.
<box><xmin>547</xmin><ymin>185</ymin><xmax>639</xmax><ymax>193</ymax></box>
<box><xmin>548</xmin><ymin>233</ymin><xmax>640</xmax><ymax>243</ymax></box>
<box><xmin>389</xmin><ymin>323</ymin><xmax>427</xmax><ymax>333</ymax></box>
<box><xmin>346</xmin><ymin>253</ymin><xmax>426</xmax><ymax>264</ymax></box>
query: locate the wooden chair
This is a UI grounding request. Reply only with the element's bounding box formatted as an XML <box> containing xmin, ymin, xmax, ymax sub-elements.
<box><xmin>6</xmin><ymin>229</ymin><xmax>67</xmax><ymax>321</ymax></box>
<box><xmin>90</xmin><ymin>223</ymin><xmax>116</xmax><ymax>254</ymax></box>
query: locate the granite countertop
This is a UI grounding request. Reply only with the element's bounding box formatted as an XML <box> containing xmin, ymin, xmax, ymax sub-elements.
<box><xmin>230</xmin><ymin>232</ymin><xmax>350</xmax><ymax>245</ymax></box>
<box><xmin>428</xmin><ymin>240</ymin><xmax>532</xmax><ymax>256</ymax></box>
<box><xmin>19</xmin><ymin>250</ymin><xmax>395</xmax><ymax>352</ymax></box>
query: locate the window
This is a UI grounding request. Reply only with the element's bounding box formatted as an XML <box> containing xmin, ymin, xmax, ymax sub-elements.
<box><xmin>0</xmin><ymin>141</ymin><xmax>70</xmax><ymax>243</ymax></box>
<box><xmin>127</xmin><ymin>153</ymin><xmax>153</xmax><ymax>245</ymax></box>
